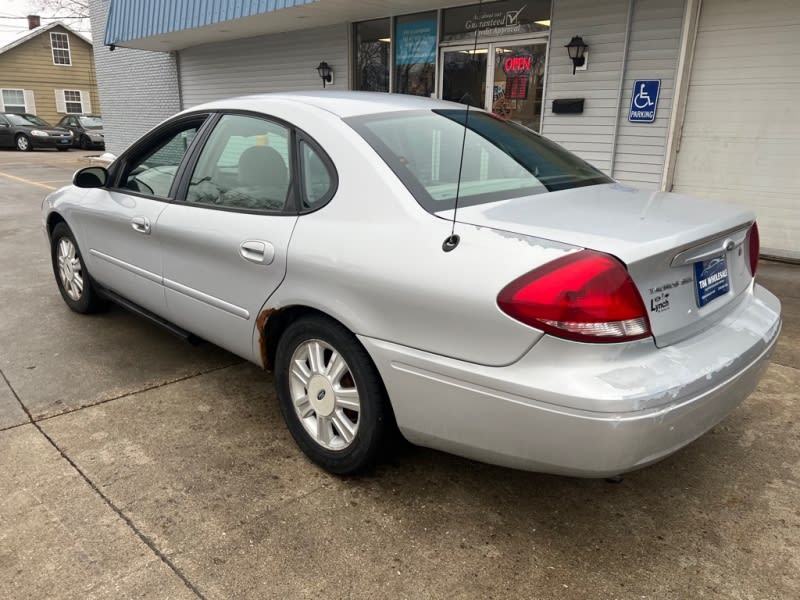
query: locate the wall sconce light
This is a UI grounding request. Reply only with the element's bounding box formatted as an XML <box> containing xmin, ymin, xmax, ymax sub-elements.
<box><xmin>565</xmin><ymin>36</ymin><xmax>588</xmax><ymax>74</ymax></box>
<box><xmin>316</xmin><ymin>61</ymin><xmax>333</xmax><ymax>87</ymax></box>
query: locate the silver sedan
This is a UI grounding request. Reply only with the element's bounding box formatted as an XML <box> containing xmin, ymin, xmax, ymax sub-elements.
<box><xmin>43</xmin><ymin>92</ymin><xmax>781</xmax><ymax>477</ymax></box>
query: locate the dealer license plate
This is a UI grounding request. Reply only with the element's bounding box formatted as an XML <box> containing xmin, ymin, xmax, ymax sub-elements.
<box><xmin>694</xmin><ymin>255</ymin><xmax>730</xmax><ymax>307</ymax></box>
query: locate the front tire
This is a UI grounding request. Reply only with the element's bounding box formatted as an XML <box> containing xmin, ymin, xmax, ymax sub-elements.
<box><xmin>275</xmin><ymin>315</ymin><xmax>393</xmax><ymax>474</ymax></box>
<box><xmin>15</xmin><ymin>134</ymin><xmax>31</xmax><ymax>151</ymax></box>
<box><xmin>80</xmin><ymin>135</ymin><xmax>90</xmax><ymax>150</ymax></box>
<box><xmin>50</xmin><ymin>222</ymin><xmax>106</xmax><ymax>313</ymax></box>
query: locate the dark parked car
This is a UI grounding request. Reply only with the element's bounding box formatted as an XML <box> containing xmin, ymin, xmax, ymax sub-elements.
<box><xmin>0</xmin><ymin>113</ymin><xmax>73</xmax><ymax>151</ymax></box>
<box><xmin>56</xmin><ymin>114</ymin><xmax>105</xmax><ymax>150</ymax></box>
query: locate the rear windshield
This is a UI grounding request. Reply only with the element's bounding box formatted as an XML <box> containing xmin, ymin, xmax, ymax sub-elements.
<box><xmin>346</xmin><ymin>109</ymin><xmax>611</xmax><ymax>212</ymax></box>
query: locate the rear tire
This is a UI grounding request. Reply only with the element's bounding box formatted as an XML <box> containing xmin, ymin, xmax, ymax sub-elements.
<box><xmin>50</xmin><ymin>222</ymin><xmax>107</xmax><ymax>313</ymax></box>
<box><xmin>274</xmin><ymin>315</ymin><xmax>394</xmax><ymax>474</ymax></box>
<box><xmin>15</xmin><ymin>134</ymin><xmax>31</xmax><ymax>151</ymax></box>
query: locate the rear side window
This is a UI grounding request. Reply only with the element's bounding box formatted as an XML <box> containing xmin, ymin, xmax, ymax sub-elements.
<box><xmin>187</xmin><ymin>114</ymin><xmax>292</xmax><ymax>212</ymax></box>
<box><xmin>346</xmin><ymin>109</ymin><xmax>611</xmax><ymax>212</ymax></box>
<box><xmin>299</xmin><ymin>140</ymin><xmax>334</xmax><ymax>209</ymax></box>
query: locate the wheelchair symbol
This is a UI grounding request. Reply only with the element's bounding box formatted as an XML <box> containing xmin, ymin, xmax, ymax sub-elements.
<box><xmin>633</xmin><ymin>83</ymin><xmax>655</xmax><ymax>109</ymax></box>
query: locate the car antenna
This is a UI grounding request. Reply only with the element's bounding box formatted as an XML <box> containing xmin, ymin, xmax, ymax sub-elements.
<box><xmin>442</xmin><ymin>0</ymin><xmax>483</xmax><ymax>253</ymax></box>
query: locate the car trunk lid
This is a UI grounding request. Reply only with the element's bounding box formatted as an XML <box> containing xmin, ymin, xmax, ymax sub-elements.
<box><xmin>438</xmin><ymin>183</ymin><xmax>755</xmax><ymax>347</ymax></box>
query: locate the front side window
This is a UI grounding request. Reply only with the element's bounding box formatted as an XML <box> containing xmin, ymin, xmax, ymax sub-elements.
<box><xmin>119</xmin><ymin>122</ymin><xmax>203</xmax><ymax>198</ymax></box>
<box><xmin>64</xmin><ymin>90</ymin><xmax>82</xmax><ymax>114</ymax></box>
<box><xmin>187</xmin><ymin>114</ymin><xmax>292</xmax><ymax>212</ymax></box>
<box><xmin>347</xmin><ymin>110</ymin><xmax>611</xmax><ymax>212</ymax></box>
<box><xmin>354</xmin><ymin>19</ymin><xmax>390</xmax><ymax>92</ymax></box>
<box><xmin>2</xmin><ymin>89</ymin><xmax>26</xmax><ymax>114</ymax></box>
<box><xmin>50</xmin><ymin>32</ymin><xmax>71</xmax><ymax>65</ymax></box>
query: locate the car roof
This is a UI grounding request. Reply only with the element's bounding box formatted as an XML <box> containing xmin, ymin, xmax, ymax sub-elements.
<box><xmin>191</xmin><ymin>91</ymin><xmax>465</xmax><ymax>119</ymax></box>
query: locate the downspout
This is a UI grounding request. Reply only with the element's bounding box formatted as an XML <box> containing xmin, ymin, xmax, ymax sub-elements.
<box><xmin>661</xmin><ymin>0</ymin><xmax>703</xmax><ymax>192</ymax></box>
<box><xmin>173</xmin><ymin>50</ymin><xmax>184</xmax><ymax>111</ymax></box>
<box><xmin>608</xmin><ymin>0</ymin><xmax>634</xmax><ymax>179</ymax></box>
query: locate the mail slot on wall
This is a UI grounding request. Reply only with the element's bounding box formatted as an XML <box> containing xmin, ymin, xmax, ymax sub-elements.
<box><xmin>552</xmin><ymin>98</ymin><xmax>585</xmax><ymax>114</ymax></box>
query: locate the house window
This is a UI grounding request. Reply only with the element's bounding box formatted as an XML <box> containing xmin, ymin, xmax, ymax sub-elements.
<box><xmin>1</xmin><ymin>89</ymin><xmax>26</xmax><ymax>113</ymax></box>
<box><xmin>64</xmin><ymin>90</ymin><xmax>82</xmax><ymax>113</ymax></box>
<box><xmin>51</xmin><ymin>32</ymin><xmax>71</xmax><ymax>65</ymax></box>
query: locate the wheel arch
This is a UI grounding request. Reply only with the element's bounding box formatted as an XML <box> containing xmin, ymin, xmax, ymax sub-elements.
<box><xmin>258</xmin><ymin>304</ymin><xmax>348</xmax><ymax>372</ymax></box>
<box><xmin>46</xmin><ymin>212</ymin><xmax>67</xmax><ymax>238</ymax></box>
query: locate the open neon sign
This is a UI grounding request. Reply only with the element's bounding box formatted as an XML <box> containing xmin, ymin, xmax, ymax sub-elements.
<box><xmin>503</xmin><ymin>55</ymin><xmax>532</xmax><ymax>75</ymax></box>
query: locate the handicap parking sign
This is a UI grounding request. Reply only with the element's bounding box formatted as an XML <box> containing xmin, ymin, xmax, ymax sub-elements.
<box><xmin>628</xmin><ymin>80</ymin><xmax>661</xmax><ymax>123</ymax></box>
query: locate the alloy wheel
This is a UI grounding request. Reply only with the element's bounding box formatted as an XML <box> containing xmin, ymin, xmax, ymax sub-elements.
<box><xmin>288</xmin><ymin>339</ymin><xmax>361</xmax><ymax>451</ymax></box>
<box><xmin>16</xmin><ymin>136</ymin><xmax>29</xmax><ymax>151</ymax></box>
<box><xmin>56</xmin><ymin>238</ymin><xmax>84</xmax><ymax>301</ymax></box>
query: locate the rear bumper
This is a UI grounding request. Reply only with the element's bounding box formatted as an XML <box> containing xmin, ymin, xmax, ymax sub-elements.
<box><xmin>361</xmin><ymin>284</ymin><xmax>781</xmax><ymax>477</ymax></box>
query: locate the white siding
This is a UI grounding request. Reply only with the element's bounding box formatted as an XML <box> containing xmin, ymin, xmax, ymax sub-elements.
<box><xmin>542</xmin><ymin>0</ymin><xmax>629</xmax><ymax>175</ymax></box>
<box><xmin>89</xmin><ymin>0</ymin><xmax>182</xmax><ymax>155</ymax></box>
<box><xmin>672</xmin><ymin>0</ymin><xmax>800</xmax><ymax>259</ymax></box>
<box><xmin>178</xmin><ymin>24</ymin><xmax>349</xmax><ymax>107</ymax></box>
<box><xmin>613</xmin><ymin>0</ymin><xmax>684</xmax><ymax>187</ymax></box>
<box><xmin>542</xmin><ymin>0</ymin><xmax>685</xmax><ymax>188</ymax></box>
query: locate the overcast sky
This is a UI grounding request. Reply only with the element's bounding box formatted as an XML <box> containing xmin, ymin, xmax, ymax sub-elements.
<box><xmin>0</xmin><ymin>0</ymin><xmax>92</xmax><ymax>46</ymax></box>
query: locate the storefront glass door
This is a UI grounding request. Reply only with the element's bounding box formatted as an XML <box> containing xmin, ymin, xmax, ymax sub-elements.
<box><xmin>439</xmin><ymin>40</ymin><xmax>547</xmax><ymax>131</ymax></box>
<box><xmin>490</xmin><ymin>42</ymin><xmax>546</xmax><ymax>131</ymax></box>
<box><xmin>441</xmin><ymin>46</ymin><xmax>489</xmax><ymax>109</ymax></box>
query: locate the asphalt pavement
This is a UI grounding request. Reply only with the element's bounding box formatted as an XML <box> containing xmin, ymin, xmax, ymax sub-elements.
<box><xmin>0</xmin><ymin>148</ymin><xmax>798</xmax><ymax>599</ymax></box>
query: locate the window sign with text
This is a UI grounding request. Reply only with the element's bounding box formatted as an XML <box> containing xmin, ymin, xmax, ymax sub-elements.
<box><xmin>395</xmin><ymin>12</ymin><xmax>437</xmax><ymax>97</ymax></box>
<box><xmin>442</xmin><ymin>0</ymin><xmax>550</xmax><ymax>43</ymax></box>
<box><xmin>396</xmin><ymin>17</ymin><xmax>437</xmax><ymax>65</ymax></box>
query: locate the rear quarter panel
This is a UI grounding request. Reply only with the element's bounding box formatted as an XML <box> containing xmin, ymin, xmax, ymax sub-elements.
<box><xmin>257</xmin><ymin>103</ymin><xmax>576</xmax><ymax>366</ymax></box>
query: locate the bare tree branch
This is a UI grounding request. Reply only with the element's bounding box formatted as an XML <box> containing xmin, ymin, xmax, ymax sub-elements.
<box><xmin>30</xmin><ymin>0</ymin><xmax>90</xmax><ymax>19</ymax></box>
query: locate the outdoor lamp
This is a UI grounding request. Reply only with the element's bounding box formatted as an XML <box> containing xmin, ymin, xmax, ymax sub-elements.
<box><xmin>565</xmin><ymin>36</ymin><xmax>588</xmax><ymax>74</ymax></box>
<box><xmin>316</xmin><ymin>61</ymin><xmax>333</xmax><ymax>87</ymax></box>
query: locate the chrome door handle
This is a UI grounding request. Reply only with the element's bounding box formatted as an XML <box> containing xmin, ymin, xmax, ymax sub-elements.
<box><xmin>239</xmin><ymin>240</ymin><xmax>275</xmax><ymax>265</ymax></box>
<box><xmin>131</xmin><ymin>216</ymin><xmax>151</xmax><ymax>234</ymax></box>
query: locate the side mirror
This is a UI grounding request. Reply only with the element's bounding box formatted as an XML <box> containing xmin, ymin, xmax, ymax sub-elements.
<box><xmin>73</xmin><ymin>166</ymin><xmax>108</xmax><ymax>188</ymax></box>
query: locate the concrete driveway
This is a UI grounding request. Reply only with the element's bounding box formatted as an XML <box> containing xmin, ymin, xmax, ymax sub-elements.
<box><xmin>1</xmin><ymin>148</ymin><xmax>798</xmax><ymax>599</ymax></box>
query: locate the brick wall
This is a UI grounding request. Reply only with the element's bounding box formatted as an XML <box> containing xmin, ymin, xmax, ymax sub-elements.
<box><xmin>88</xmin><ymin>0</ymin><xmax>182</xmax><ymax>155</ymax></box>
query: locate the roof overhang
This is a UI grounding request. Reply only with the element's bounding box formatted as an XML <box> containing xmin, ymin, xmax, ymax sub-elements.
<box><xmin>104</xmin><ymin>0</ymin><xmax>467</xmax><ymax>52</ymax></box>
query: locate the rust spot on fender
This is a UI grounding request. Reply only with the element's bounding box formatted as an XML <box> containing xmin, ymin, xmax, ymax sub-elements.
<box><xmin>256</xmin><ymin>308</ymin><xmax>276</xmax><ymax>370</ymax></box>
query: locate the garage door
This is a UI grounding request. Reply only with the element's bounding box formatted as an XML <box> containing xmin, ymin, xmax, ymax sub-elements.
<box><xmin>672</xmin><ymin>0</ymin><xmax>800</xmax><ymax>260</ymax></box>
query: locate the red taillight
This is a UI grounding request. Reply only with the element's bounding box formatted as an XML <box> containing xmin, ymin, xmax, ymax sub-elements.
<box><xmin>497</xmin><ymin>250</ymin><xmax>652</xmax><ymax>343</ymax></box>
<box><xmin>747</xmin><ymin>222</ymin><xmax>760</xmax><ymax>277</ymax></box>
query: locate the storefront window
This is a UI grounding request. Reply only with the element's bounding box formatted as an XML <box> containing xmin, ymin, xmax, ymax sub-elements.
<box><xmin>394</xmin><ymin>12</ymin><xmax>437</xmax><ymax>97</ymax></box>
<box><xmin>442</xmin><ymin>0</ymin><xmax>550</xmax><ymax>43</ymax></box>
<box><xmin>354</xmin><ymin>19</ymin><xmax>390</xmax><ymax>92</ymax></box>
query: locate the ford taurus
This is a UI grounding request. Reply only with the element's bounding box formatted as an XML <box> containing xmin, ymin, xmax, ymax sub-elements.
<box><xmin>42</xmin><ymin>92</ymin><xmax>781</xmax><ymax>476</ymax></box>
